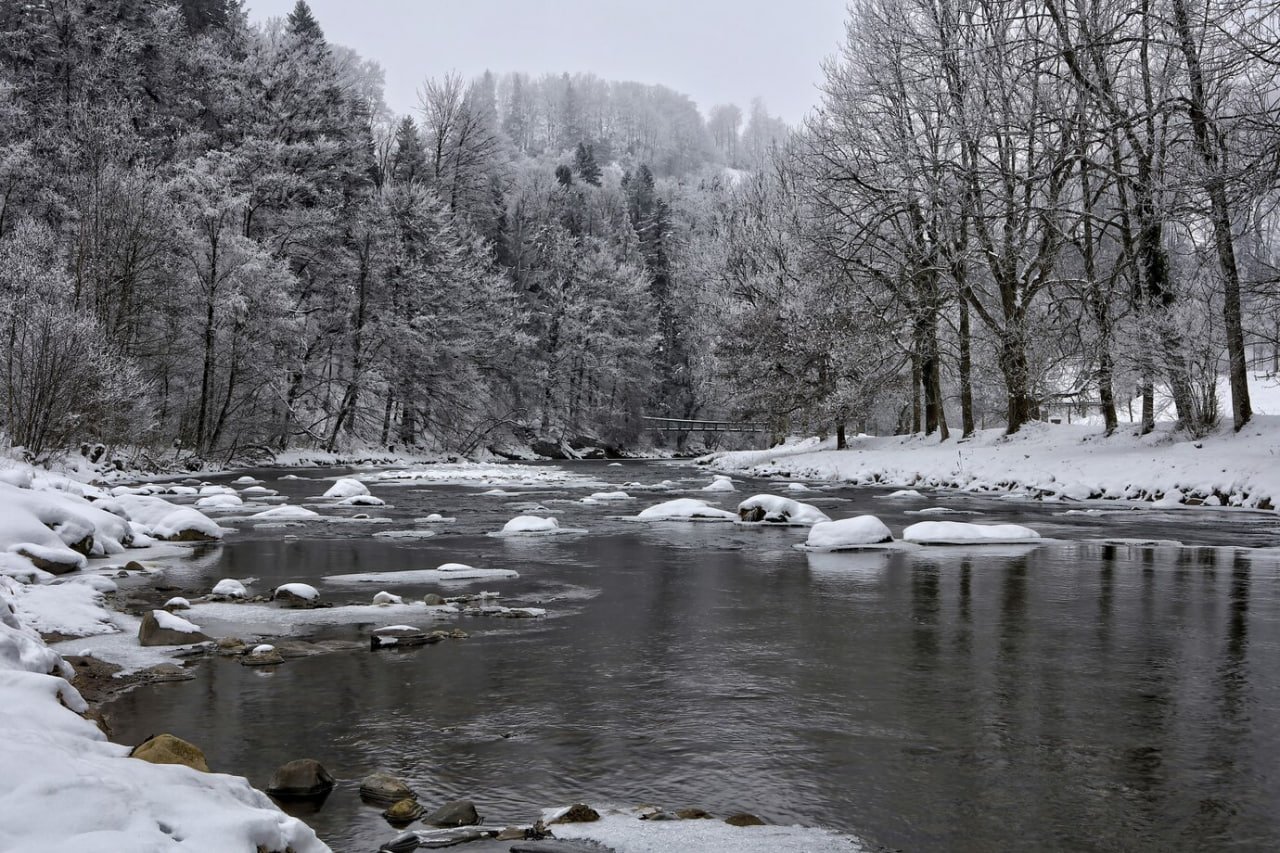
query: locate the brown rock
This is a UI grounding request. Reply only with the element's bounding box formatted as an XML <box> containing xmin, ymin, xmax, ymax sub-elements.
<box><xmin>360</xmin><ymin>772</ymin><xmax>415</xmax><ymax>804</ymax></box>
<box><xmin>725</xmin><ymin>812</ymin><xmax>766</xmax><ymax>827</ymax></box>
<box><xmin>129</xmin><ymin>733</ymin><xmax>209</xmax><ymax>772</ymax></box>
<box><xmin>382</xmin><ymin>798</ymin><xmax>424</xmax><ymax>825</ymax></box>
<box><xmin>138</xmin><ymin>610</ymin><xmax>211</xmax><ymax>646</ymax></box>
<box><xmin>423</xmin><ymin>799</ymin><xmax>480</xmax><ymax>827</ymax></box>
<box><xmin>267</xmin><ymin>758</ymin><xmax>335</xmax><ymax>800</ymax></box>
<box><xmin>16</xmin><ymin>547</ymin><xmax>81</xmax><ymax>575</ymax></box>
<box><xmin>675</xmin><ymin>808</ymin><xmax>712</xmax><ymax>819</ymax></box>
<box><xmin>550</xmin><ymin>803</ymin><xmax>600</xmax><ymax>824</ymax></box>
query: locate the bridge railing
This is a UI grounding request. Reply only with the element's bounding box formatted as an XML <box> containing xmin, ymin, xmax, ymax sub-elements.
<box><xmin>641</xmin><ymin>416</ymin><xmax>768</xmax><ymax>433</ymax></box>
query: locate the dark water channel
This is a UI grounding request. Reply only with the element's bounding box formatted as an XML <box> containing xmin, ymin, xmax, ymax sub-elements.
<box><xmin>105</xmin><ymin>461</ymin><xmax>1280</xmax><ymax>852</ymax></box>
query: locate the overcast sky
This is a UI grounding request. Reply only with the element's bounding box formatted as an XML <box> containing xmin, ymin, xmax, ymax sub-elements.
<box><xmin>246</xmin><ymin>0</ymin><xmax>849</xmax><ymax>125</ymax></box>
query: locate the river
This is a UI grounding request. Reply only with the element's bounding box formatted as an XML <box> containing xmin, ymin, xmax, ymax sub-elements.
<box><xmin>103</xmin><ymin>460</ymin><xmax>1280</xmax><ymax>852</ymax></box>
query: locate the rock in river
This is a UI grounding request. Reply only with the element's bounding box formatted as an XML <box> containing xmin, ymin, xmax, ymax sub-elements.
<box><xmin>360</xmin><ymin>771</ymin><xmax>415</xmax><ymax>804</ymax></box>
<box><xmin>550</xmin><ymin>803</ymin><xmax>600</xmax><ymax>824</ymax></box>
<box><xmin>266</xmin><ymin>758</ymin><xmax>335</xmax><ymax>801</ymax></box>
<box><xmin>422</xmin><ymin>798</ymin><xmax>481</xmax><ymax>827</ymax></box>
<box><xmin>382</xmin><ymin>797</ymin><xmax>423</xmax><ymax>825</ymax></box>
<box><xmin>138</xmin><ymin>609</ymin><xmax>211</xmax><ymax>646</ymax></box>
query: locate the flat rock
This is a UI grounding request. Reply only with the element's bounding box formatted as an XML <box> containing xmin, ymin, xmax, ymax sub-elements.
<box><xmin>361</xmin><ymin>772</ymin><xmax>416</xmax><ymax>804</ymax></box>
<box><xmin>422</xmin><ymin>798</ymin><xmax>480</xmax><ymax>827</ymax></box>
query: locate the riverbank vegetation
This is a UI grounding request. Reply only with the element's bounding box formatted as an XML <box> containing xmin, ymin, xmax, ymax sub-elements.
<box><xmin>2</xmin><ymin>0</ymin><xmax>1279</xmax><ymax>465</ymax></box>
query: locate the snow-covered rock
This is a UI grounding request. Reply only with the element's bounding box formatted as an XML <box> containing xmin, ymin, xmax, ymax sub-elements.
<box><xmin>701</xmin><ymin>476</ymin><xmax>736</xmax><ymax>493</ymax></box>
<box><xmin>273</xmin><ymin>583</ymin><xmax>320</xmax><ymax>606</ymax></box>
<box><xmin>498</xmin><ymin>515</ymin><xmax>564</xmax><ymax>534</ymax></box>
<box><xmin>372</xmin><ymin>591</ymin><xmax>403</xmax><ymax>606</ymax></box>
<box><xmin>326</xmin><ymin>563</ymin><xmax>519</xmax><ymax>584</ymax></box>
<box><xmin>251</xmin><ymin>505</ymin><xmax>320</xmax><ymax>520</ymax></box>
<box><xmin>211</xmin><ymin>578</ymin><xmax>248</xmax><ymax>599</ymax></box>
<box><xmin>112</xmin><ymin>493</ymin><xmax>223</xmax><ymax>542</ymax></box>
<box><xmin>322</xmin><ymin>478</ymin><xmax>370</xmax><ymax>499</ymax></box>
<box><xmin>634</xmin><ymin>498</ymin><xmax>737</xmax><ymax>522</ymax></box>
<box><xmin>585</xmin><ymin>491</ymin><xmax>632</xmax><ymax>501</ymax></box>
<box><xmin>337</xmin><ymin>494</ymin><xmax>385</xmax><ymax>507</ymax></box>
<box><xmin>736</xmin><ymin>494</ymin><xmax>832</xmax><ymax>525</ymax></box>
<box><xmin>883</xmin><ymin>489</ymin><xmax>925</xmax><ymax>499</ymax></box>
<box><xmin>163</xmin><ymin>596</ymin><xmax>191</xmax><ymax>611</ymax></box>
<box><xmin>232</xmin><ymin>476</ymin><xmax>262</xmax><ymax>485</ymax></box>
<box><xmin>196</xmin><ymin>493</ymin><xmax>244</xmax><ymax>508</ymax></box>
<box><xmin>902</xmin><ymin>521</ymin><xmax>1041</xmax><ymax>544</ymax></box>
<box><xmin>801</xmin><ymin>516</ymin><xmax>895</xmax><ymax>551</ymax></box>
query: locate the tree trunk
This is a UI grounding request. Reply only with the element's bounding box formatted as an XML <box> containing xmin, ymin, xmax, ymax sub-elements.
<box><xmin>958</xmin><ymin>282</ymin><xmax>975</xmax><ymax>438</ymax></box>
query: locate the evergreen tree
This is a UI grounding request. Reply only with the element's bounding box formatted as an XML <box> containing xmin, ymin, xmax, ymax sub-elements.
<box><xmin>574</xmin><ymin>142</ymin><xmax>601</xmax><ymax>186</ymax></box>
<box><xmin>286</xmin><ymin>0</ymin><xmax>323</xmax><ymax>44</ymax></box>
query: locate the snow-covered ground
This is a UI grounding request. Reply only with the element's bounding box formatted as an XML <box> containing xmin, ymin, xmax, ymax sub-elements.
<box><xmin>0</xmin><ymin>457</ymin><xmax>328</xmax><ymax>852</ymax></box>
<box><xmin>707</xmin><ymin>378</ymin><xmax>1280</xmax><ymax>510</ymax></box>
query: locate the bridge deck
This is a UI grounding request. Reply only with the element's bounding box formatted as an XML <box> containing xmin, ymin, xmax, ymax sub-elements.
<box><xmin>641</xmin><ymin>416</ymin><xmax>768</xmax><ymax>433</ymax></box>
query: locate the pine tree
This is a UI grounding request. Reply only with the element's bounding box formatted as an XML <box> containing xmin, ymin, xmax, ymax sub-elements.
<box><xmin>286</xmin><ymin>1</ymin><xmax>324</xmax><ymax>43</ymax></box>
<box><xmin>574</xmin><ymin>142</ymin><xmax>601</xmax><ymax>186</ymax></box>
<box><xmin>555</xmin><ymin>164</ymin><xmax>573</xmax><ymax>187</ymax></box>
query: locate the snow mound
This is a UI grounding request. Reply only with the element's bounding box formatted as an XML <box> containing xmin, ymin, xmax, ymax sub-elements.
<box><xmin>416</xmin><ymin>514</ymin><xmax>456</xmax><ymax>523</ymax></box>
<box><xmin>322</xmin><ymin>478</ymin><xmax>370</xmax><ymax>499</ymax></box>
<box><xmin>372</xmin><ymin>591</ymin><xmax>403</xmax><ymax>605</ymax></box>
<box><xmin>737</xmin><ymin>494</ymin><xmax>831</xmax><ymax>525</ymax></box>
<box><xmin>903</xmin><ymin>521</ymin><xmax>1041</xmax><ymax>544</ymax></box>
<box><xmin>325</xmin><ymin>564</ymin><xmax>519</xmax><ymax>584</ymax></box>
<box><xmin>702</xmin><ymin>476</ymin><xmax>736</xmax><ymax>492</ymax></box>
<box><xmin>152</xmin><ymin>609</ymin><xmax>204</xmax><ymax>634</ymax></box>
<box><xmin>113</xmin><ymin>493</ymin><xmax>223</xmax><ymax>541</ymax></box>
<box><xmin>251</xmin><ymin>505</ymin><xmax>320</xmax><ymax>520</ymax></box>
<box><xmin>586</xmin><ymin>491</ymin><xmax>632</xmax><ymax>501</ymax></box>
<box><xmin>232</xmin><ymin>476</ymin><xmax>262</xmax><ymax>485</ymax></box>
<box><xmin>196</xmin><ymin>493</ymin><xmax>243</xmax><ymax>508</ymax></box>
<box><xmin>491</xmin><ymin>516</ymin><xmax>587</xmax><ymax>536</ymax></box>
<box><xmin>212</xmin><ymin>578</ymin><xmax>248</xmax><ymax>598</ymax></box>
<box><xmin>274</xmin><ymin>583</ymin><xmax>319</xmax><ymax>601</ymax></box>
<box><xmin>881</xmin><ymin>489</ymin><xmax>925</xmax><ymax>499</ymax></box>
<box><xmin>633</xmin><ymin>499</ymin><xmax>737</xmax><ymax>522</ymax></box>
<box><xmin>799</xmin><ymin>516</ymin><xmax>895</xmax><ymax>552</ymax></box>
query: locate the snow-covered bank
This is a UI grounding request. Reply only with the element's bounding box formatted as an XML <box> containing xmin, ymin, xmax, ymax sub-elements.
<box><xmin>0</xmin><ymin>459</ymin><xmax>328</xmax><ymax>852</ymax></box>
<box><xmin>705</xmin><ymin>416</ymin><xmax>1280</xmax><ymax>510</ymax></box>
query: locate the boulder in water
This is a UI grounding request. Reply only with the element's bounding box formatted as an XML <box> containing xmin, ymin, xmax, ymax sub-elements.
<box><xmin>266</xmin><ymin>758</ymin><xmax>335</xmax><ymax>801</ymax></box>
<box><xmin>422</xmin><ymin>798</ymin><xmax>481</xmax><ymax>827</ymax></box>
<box><xmin>550</xmin><ymin>803</ymin><xmax>600</xmax><ymax>824</ymax></box>
<box><xmin>360</xmin><ymin>772</ymin><xmax>415</xmax><ymax>804</ymax></box>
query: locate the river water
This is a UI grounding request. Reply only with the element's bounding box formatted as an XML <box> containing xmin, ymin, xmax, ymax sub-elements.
<box><xmin>104</xmin><ymin>461</ymin><xmax>1280</xmax><ymax>852</ymax></box>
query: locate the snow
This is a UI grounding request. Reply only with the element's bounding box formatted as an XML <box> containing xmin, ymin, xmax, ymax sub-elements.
<box><xmin>416</xmin><ymin>514</ymin><xmax>455</xmax><ymax>522</ymax></box>
<box><xmin>736</xmin><ymin>494</ymin><xmax>832</xmax><ymax>525</ymax></box>
<box><xmin>902</xmin><ymin>521</ymin><xmax>1041</xmax><ymax>544</ymax></box>
<box><xmin>586</xmin><ymin>491</ymin><xmax>632</xmax><ymax>501</ymax></box>
<box><xmin>164</xmin><ymin>596</ymin><xmax>191</xmax><ymax>610</ymax></box>
<box><xmin>371</xmin><ymin>529</ymin><xmax>437</xmax><ymax>540</ymax></box>
<box><xmin>274</xmin><ymin>582</ymin><xmax>319</xmax><ymax>601</ymax></box>
<box><xmin>634</xmin><ymin>498</ymin><xmax>738</xmax><ymax>522</ymax></box>
<box><xmin>0</xmin><ymin>493</ymin><xmax>88</xmax><ymax>572</ymax></box>
<box><xmin>547</xmin><ymin>806</ymin><xmax>864</xmax><ymax>853</ymax></box>
<box><xmin>491</xmin><ymin>515</ymin><xmax>587</xmax><ymax>536</ymax></box>
<box><xmin>252</xmin><ymin>644</ymin><xmax>275</xmax><ymax>654</ymax></box>
<box><xmin>372</xmin><ymin>591</ymin><xmax>403</xmax><ymax>605</ymax></box>
<box><xmin>240</xmin><ymin>486</ymin><xmax>276</xmax><ymax>496</ymax></box>
<box><xmin>701</xmin><ymin>476</ymin><xmax>736</xmax><ymax>492</ymax></box>
<box><xmin>800</xmin><ymin>516</ymin><xmax>896</xmax><ymax>551</ymax></box>
<box><xmin>322</xmin><ymin>478</ymin><xmax>370</xmax><ymax>498</ymax></box>
<box><xmin>325</xmin><ymin>564</ymin><xmax>519</xmax><ymax>584</ymax></box>
<box><xmin>706</xmin><ymin>393</ymin><xmax>1280</xmax><ymax>509</ymax></box>
<box><xmin>112</xmin><ymin>493</ymin><xmax>224</xmax><ymax>541</ymax></box>
<box><xmin>232</xmin><ymin>476</ymin><xmax>261</xmax><ymax>485</ymax></box>
<box><xmin>336</xmin><ymin>494</ymin><xmax>386</xmax><ymax>506</ymax></box>
<box><xmin>151</xmin><ymin>609</ymin><xmax>205</xmax><ymax>634</ymax></box>
<box><xmin>368</xmin><ymin>463</ymin><xmax>599</xmax><ymax>488</ymax></box>
<box><xmin>501</xmin><ymin>515</ymin><xmax>559</xmax><ymax>533</ymax></box>
<box><xmin>250</xmin><ymin>505</ymin><xmax>320</xmax><ymax>520</ymax></box>
<box><xmin>882</xmin><ymin>489</ymin><xmax>925</xmax><ymax>499</ymax></box>
<box><xmin>183</xmin><ymin>599</ymin><xmax>459</xmax><ymax>636</ymax></box>
<box><xmin>211</xmin><ymin>578</ymin><xmax>248</xmax><ymax>598</ymax></box>
<box><xmin>196</xmin><ymin>493</ymin><xmax>243</xmax><ymax>508</ymax></box>
<box><xmin>11</xmin><ymin>581</ymin><xmax>117</xmax><ymax>637</ymax></box>
<box><xmin>0</xmin><ymin>578</ymin><xmax>328</xmax><ymax>853</ymax></box>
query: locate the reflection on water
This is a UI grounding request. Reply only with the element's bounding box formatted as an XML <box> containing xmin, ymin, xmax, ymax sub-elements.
<box><xmin>105</xmin><ymin>463</ymin><xmax>1280</xmax><ymax>852</ymax></box>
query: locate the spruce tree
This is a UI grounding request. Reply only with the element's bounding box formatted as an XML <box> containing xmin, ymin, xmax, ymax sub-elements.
<box><xmin>574</xmin><ymin>142</ymin><xmax>601</xmax><ymax>186</ymax></box>
<box><xmin>286</xmin><ymin>0</ymin><xmax>324</xmax><ymax>43</ymax></box>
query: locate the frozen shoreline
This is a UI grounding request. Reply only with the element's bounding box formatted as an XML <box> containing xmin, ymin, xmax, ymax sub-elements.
<box><xmin>703</xmin><ymin>415</ymin><xmax>1280</xmax><ymax>511</ymax></box>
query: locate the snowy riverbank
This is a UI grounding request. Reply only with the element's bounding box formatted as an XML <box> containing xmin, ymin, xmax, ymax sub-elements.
<box><xmin>704</xmin><ymin>415</ymin><xmax>1280</xmax><ymax>510</ymax></box>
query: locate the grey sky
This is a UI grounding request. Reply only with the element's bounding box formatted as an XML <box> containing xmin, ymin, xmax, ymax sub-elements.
<box><xmin>246</xmin><ymin>0</ymin><xmax>849</xmax><ymax>125</ymax></box>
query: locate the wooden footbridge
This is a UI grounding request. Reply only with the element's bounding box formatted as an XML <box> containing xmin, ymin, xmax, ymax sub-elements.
<box><xmin>641</xmin><ymin>416</ymin><xmax>769</xmax><ymax>435</ymax></box>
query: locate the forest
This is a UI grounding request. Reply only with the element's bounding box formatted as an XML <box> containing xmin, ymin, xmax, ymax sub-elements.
<box><xmin>1</xmin><ymin>0</ymin><xmax>1278</xmax><ymax>461</ymax></box>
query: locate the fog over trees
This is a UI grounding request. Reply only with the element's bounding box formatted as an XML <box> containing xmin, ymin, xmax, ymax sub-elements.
<box><xmin>2</xmin><ymin>0</ymin><xmax>1279</xmax><ymax>461</ymax></box>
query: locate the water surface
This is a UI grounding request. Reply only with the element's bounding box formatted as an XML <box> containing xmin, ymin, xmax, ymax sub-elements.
<box><xmin>106</xmin><ymin>462</ymin><xmax>1280</xmax><ymax>852</ymax></box>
